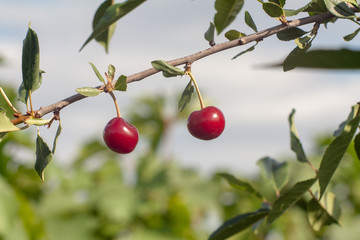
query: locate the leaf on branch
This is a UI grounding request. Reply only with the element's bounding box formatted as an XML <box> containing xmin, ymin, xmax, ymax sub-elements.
<box><xmin>151</xmin><ymin>60</ymin><xmax>185</xmax><ymax>77</ymax></box>
<box><xmin>343</xmin><ymin>27</ymin><xmax>360</xmax><ymax>41</ymax></box>
<box><xmin>232</xmin><ymin>43</ymin><xmax>257</xmax><ymax>60</ymax></box>
<box><xmin>307</xmin><ymin>191</ymin><xmax>341</xmax><ymax>232</ymax></box>
<box><xmin>214</xmin><ymin>0</ymin><xmax>245</xmax><ymax>34</ymax></box>
<box><xmin>204</xmin><ymin>22</ymin><xmax>216</xmax><ymax>44</ymax></box>
<box><xmin>295</xmin><ymin>35</ymin><xmax>312</xmax><ymax>49</ymax></box>
<box><xmin>224</xmin><ymin>29</ymin><xmax>246</xmax><ymax>41</ymax></box>
<box><xmin>0</xmin><ymin>109</ymin><xmax>20</xmax><ymax>133</ymax></box>
<box><xmin>217</xmin><ymin>173</ymin><xmax>263</xmax><ymax>200</ymax></box>
<box><xmin>257</xmin><ymin>157</ymin><xmax>289</xmax><ymax>193</ymax></box>
<box><xmin>209</xmin><ymin>208</ymin><xmax>270</xmax><ymax>240</ymax></box>
<box><xmin>52</xmin><ymin>120</ymin><xmax>62</xmax><ymax>154</ymax></box>
<box><xmin>25</xmin><ymin>118</ymin><xmax>51</xmax><ymax>126</ymax></box>
<box><xmin>76</xmin><ymin>87</ymin><xmax>103</xmax><ymax>97</ymax></box>
<box><xmin>80</xmin><ymin>0</ymin><xmax>146</xmax><ymax>51</ymax></box>
<box><xmin>354</xmin><ymin>132</ymin><xmax>360</xmax><ymax>160</ymax></box>
<box><xmin>89</xmin><ymin>62</ymin><xmax>106</xmax><ymax>84</ymax></box>
<box><xmin>18</xmin><ymin>70</ymin><xmax>45</xmax><ymax>104</ymax></box>
<box><xmin>35</xmin><ymin>134</ymin><xmax>53</xmax><ymax>181</ymax></box>
<box><xmin>178</xmin><ymin>80</ymin><xmax>194</xmax><ymax>112</ymax></box>
<box><xmin>245</xmin><ymin>11</ymin><xmax>258</xmax><ymax>32</ymax></box>
<box><xmin>114</xmin><ymin>75</ymin><xmax>127</xmax><ymax>91</ymax></box>
<box><xmin>92</xmin><ymin>0</ymin><xmax>116</xmax><ymax>53</ymax></box>
<box><xmin>324</xmin><ymin>0</ymin><xmax>356</xmax><ymax>18</ymax></box>
<box><xmin>318</xmin><ymin>104</ymin><xmax>360</xmax><ymax>199</ymax></box>
<box><xmin>276</xmin><ymin>28</ymin><xmax>308</xmax><ymax>41</ymax></box>
<box><xmin>282</xmin><ymin>43</ymin><xmax>311</xmax><ymax>72</ymax></box>
<box><xmin>267</xmin><ymin>178</ymin><xmax>317</xmax><ymax>224</ymax></box>
<box><xmin>289</xmin><ymin>109</ymin><xmax>309</xmax><ymax>163</ymax></box>
<box><xmin>22</xmin><ymin>24</ymin><xmax>41</xmax><ymax>92</ymax></box>
<box><xmin>262</xmin><ymin>2</ymin><xmax>284</xmax><ymax>18</ymax></box>
<box><xmin>284</xmin><ymin>0</ymin><xmax>327</xmax><ymax>16</ymax></box>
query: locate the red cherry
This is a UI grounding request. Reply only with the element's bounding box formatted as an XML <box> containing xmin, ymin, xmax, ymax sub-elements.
<box><xmin>187</xmin><ymin>106</ymin><xmax>225</xmax><ymax>140</ymax></box>
<box><xmin>103</xmin><ymin>117</ymin><xmax>139</xmax><ymax>154</ymax></box>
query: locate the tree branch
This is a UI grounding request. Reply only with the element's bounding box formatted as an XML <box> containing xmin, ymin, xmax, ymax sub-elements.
<box><xmin>36</xmin><ymin>10</ymin><xmax>336</xmax><ymax>118</ymax></box>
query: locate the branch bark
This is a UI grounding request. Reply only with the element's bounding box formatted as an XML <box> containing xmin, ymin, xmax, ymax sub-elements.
<box><xmin>36</xmin><ymin>10</ymin><xmax>337</xmax><ymax>118</ymax></box>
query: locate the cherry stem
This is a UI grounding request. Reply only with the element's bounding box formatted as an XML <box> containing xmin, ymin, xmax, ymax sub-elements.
<box><xmin>0</xmin><ymin>87</ymin><xmax>20</xmax><ymax>113</ymax></box>
<box><xmin>109</xmin><ymin>91</ymin><xmax>121</xmax><ymax>118</ymax></box>
<box><xmin>187</xmin><ymin>71</ymin><xmax>205</xmax><ymax>109</ymax></box>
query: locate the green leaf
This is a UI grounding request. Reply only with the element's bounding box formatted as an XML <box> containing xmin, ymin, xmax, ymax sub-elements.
<box><xmin>232</xmin><ymin>43</ymin><xmax>257</xmax><ymax>59</ymax></box>
<box><xmin>217</xmin><ymin>173</ymin><xmax>263</xmax><ymax>199</ymax></box>
<box><xmin>214</xmin><ymin>0</ymin><xmax>245</xmax><ymax>34</ymax></box>
<box><xmin>307</xmin><ymin>192</ymin><xmax>341</xmax><ymax>232</ymax></box>
<box><xmin>262</xmin><ymin>2</ymin><xmax>284</xmax><ymax>18</ymax></box>
<box><xmin>0</xmin><ymin>109</ymin><xmax>20</xmax><ymax>133</ymax></box>
<box><xmin>22</xmin><ymin>24</ymin><xmax>40</xmax><ymax>92</ymax></box>
<box><xmin>344</xmin><ymin>27</ymin><xmax>360</xmax><ymax>41</ymax></box>
<box><xmin>35</xmin><ymin>134</ymin><xmax>53</xmax><ymax>181</ymax></box>
<box><xmin>224</xmin><ymin>29</ymin><xmax>246</xmax><ymax>41</ymax></box>
<box><xmin>18</xmin><ymin>70</ymin><xmax>45</xmax><ymax>104</ymax></box>
<box><xmin>269</xmin><ymin>0</ymin><xmax>286</xmax><ymax>8</ymax></box>
<box><xmin>282</xmin><ymin>43</ymin><xmax>312</xmax><ymax>72</ymax></box>
<box><xmin>295</xmin><ymin>35</ymin><xmax>312</xmax><ymax>49</ymax></box>
<box><xmin>80</xmin><ymin>0</ymin><xmax>146</xmax><ymax>51</ymax></box>
<box><xmin>267</xmin><ymin>178</ymin><xmax>317</xmax><ymax>224</ymax></box>
<box><xmin>276</xmin><ymin>28</ymin><xmax>308</xmax><ymax>41</ymax></box>
<box><xmin>178</xmin><ymin>80</ymin><xmax>194</xmax><ymax>112</ymax></box>
<box><xmin>108</xmin><ymin>64</ymin><xmax>116</xmax><ymax>79</ymax></box>
<box><xmin>319</xmin><ymin>104</ymin><xmax>360</xmax><ymax>198</ymax></box>
<box><xmin>245</xmin><ymin>11</ymin><xmax>258</xmax><ymax>32</ymax></box>
<box><xmin>324</xmin><ymin>0</ymin><xmax>356</xmax><ymax>18</ymax></box>
<box><xmin>52</xmin><ymin>121</ymin><xmax>62</xmax><ymax>154</ymax></box>
<box><xmin>257</xmin><ymin>157</ymin><xmax>289</xmax><ymax>192</ymax></box>
<box><xmin>76</xmin><ymin>87</ymin><xmax>103</xmax><ymax>97</ymax></box>
<box><xmin>92</xmin><ymin>0</ymin><xmax>116</xmax><ymax>53</ymax></box>
<box><xmin>204</xmin><ymin>22</ymin><xmax>215</xmax><ymax>43</ymax></box>
<box><xmin>284</xmin><ymin>48</ymin><xmax>360</xmax><ymax>70</ymax></box>
<box><xmin>151</xmin><ymin>60</ymin><xmax>185</xmax><ymax>77</ymax></box>
<box><xmin>284</xmin><ymin>0</ymin><xmax>326</xmax><ymax>16</ymax></box>
<box><xmin>114</xmin><ymin>75</ymin><xmax>127</xmax><ymax>91</ymax></box>
<box><xmin>25</xmin><ymin>118</ymin><xmax>51</xmax><ymax>126</ymax></box>
<box><xmin>209</xmin><ymin>208</ymin><xmax>270</xmax><ymax>240</ymax></box>
<box><xmin>89</xmin><ymin>62</ymin><xmax>106</xmax><ymax>84</ymax></box>
<box><xmin>289</xmin><ymin>109</ymin><xmax>309</xmax><ymax>163</ymax></box>
<box><xmin>354</xmin><ymin>132</ymin><xmax>360</xmax><ymax>160</ymax></box>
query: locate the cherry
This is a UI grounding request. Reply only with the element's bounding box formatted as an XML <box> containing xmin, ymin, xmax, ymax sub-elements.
<box><xmin>187</xmin><ymin>106</ymin><xmax>225</xmax><ymax>140</ymax></box>
<box><xmin>103</xmin><ymin>117</ymin><xmax>139</xmax><ymax>154</ymax></box>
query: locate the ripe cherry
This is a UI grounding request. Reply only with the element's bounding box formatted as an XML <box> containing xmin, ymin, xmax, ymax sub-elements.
<box><xmin>103</xmin><ymin>117</ymin><xmax>139</xmax><ymax>154</ymax></box>
<box><xmin>187</xmin><ymin>106</ymin><xmax>225</xmax><ymax>140</ymax></box>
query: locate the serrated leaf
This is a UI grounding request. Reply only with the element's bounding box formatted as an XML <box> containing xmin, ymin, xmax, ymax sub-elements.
<box><xmin>289</xmin><ymin>109</ymin><xmax>309</xmax><ymax>163</ymax></box>
<box><xmin>76</xmin><ymin>87</ymin><xmax>103</xmax><ymax>97</ymax></box>
<box><xmin>217</xmin><ymin>173</ymin><xmax>263</xmax><ymax>199</ymax></box>
<box><xmin>35</xmin><ymin>134</ymin><xmax>53</xmax><ymax>181</ymax></box>
<box><xmin>324</xmin><ymin>0</ymin><xmax>356</xmax><ymax>18</ymax></box>
<box><xmin>209</xmin><ymin>208</ymin><xmax>270</xmax><ymax>240</ymax></box>
<box><xmin>267</xmin><ymin>178</ymin><xmax>317</xmax><ymax>224</ymax></box>
<box><xmin>232</xmin><ymin>43</ymin><xmax>256</xmax><ymax>59</ymax></box>
<box><xmin>89</xmin><ymin>62</ymin><xmax>106</xmax><ymax>84</ymax></box>
<box><xmin>263</xmin><ymin>2</ymin><xmax>284</xmax><ymax>18</ymax></box>
<box><xmin>22</xmin><ymin>25</ymin><xmax>40</xmax><ymax>92</ymax></box>
<box><xmin>225</xmin><ymin>29</ymin><xmax>246</xmax><ymax>41</ymax></box>
<box><xmin>52</xmin><ymin>120</ymin><xmax>62</xmax><ymax>154</ymax></box>
<box><xmin>92</xmin><ymin>0</ymin><xmax>116</xmax><ymax>53</ymax></box>
<box><xmin>214</xmin><ymin>0</ymin><xmax>245</xmax><ymax>34</ymax></box>
<box><xmin>114</xmin><ymin>75</ymin><xmax>127</xmax><ymax>91</ymax></box>
<box><xmin>319</xmin><ymin>104</ymin><xmax>360</xmax><ymax>198</ymax></box>
<box><xmin>257</xmin><ymin>157</ymin><xmax>289</xmax><ymax>192</ymax></box>
<box><xmin>204</xmin><ymin>22</ymin><xmax>215</xmax><ymax>43</ymax></box>
<box><xmin>276</xmin><ymin>28</ymin><xmax>308</xmax><ymax>41</ymax></box>
<box><xmin>245</xmin><ymin>11</ymin><xmax>257</xmax><ymax>32</ymax></box>
<box><xmin>0</xmin><ymin>109</ymin><xmax>20</xmax><ymax>133</ymax></box>
<box><xmin>178</xmin><ymin>80</ymin><xmax>194</xmax><ymax>112</ymax></box>
<box><xmin>307</xmin><ymin>192</ymin><xmax>341</xmax><ymax>232</ymax></box>
<box><xmin>151</xmin><ymin>60</ymin><xmax>184</xmax><ymax>77</ymax></box>
<box><xmin>80</xmin><ymin>0</ymin><xmax>146</xmax><ymax>51</ymax></box>
<box><xmin>344</xmin><ymin>27</ymin><xmax>360</xmax><ymax>41</ymax></box>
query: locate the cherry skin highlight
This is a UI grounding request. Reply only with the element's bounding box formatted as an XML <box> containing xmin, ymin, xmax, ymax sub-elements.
<box><xmin>187</xmin><ymin>106</ymin><xmax>225</xmax><ymax>140</ymax></box>
<box><xmin>103</xmin><ymin>117</ymin><xmax>139</xmax><ymax>154</ymax></box>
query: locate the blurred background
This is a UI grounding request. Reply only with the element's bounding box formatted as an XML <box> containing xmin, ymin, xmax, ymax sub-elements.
<box><xmin>1</xmin><ymin>0</ymin><xmax>360</xmax><ymax>239</ymax></box>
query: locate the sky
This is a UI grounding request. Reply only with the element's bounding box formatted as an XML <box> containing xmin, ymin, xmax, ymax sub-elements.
<box><xmin>1</xmin><ymin>0</ymin><xmax>360</xmax><ymax>176</ymax></box>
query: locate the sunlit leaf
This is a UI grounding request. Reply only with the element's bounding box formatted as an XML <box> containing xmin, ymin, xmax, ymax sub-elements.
<box><xmin>224</xmin><ymin>29</ymin><xmax>246</xmax><ymax>41</ymax></box>
<box><xmin>269</xmin><ymin>0</ymin><xmax>286</xmax><ymax>8</ymax></box>
<box><xmin>267</xmin><ymin>178</ymin><xmax>317</xmax><ymax>224</ymax></box>
<box><xmin>276</xmin><ymin>28</ymin><xmax>307</xmax><ymax>41</ymax></box>
<box><xmin>319</xmin><ymin>104</ymin><xmax>360</xmax><ymax>198</ymax></box>
<box><xmin>217</xmin><ymin>173</ymin><xmax>263</xmax><ymax>199</ymax></box>
<box><xmin>289</xmin><ymin>109</ymin><xmax>309</xmax><ymax>163</ymax></box>
<box><xmin>0</xmin><ymin>109</ymin><xmax>20</xmax><ymax>133</ymax></box>
<box><xmin>344</xmin><ymin>27</ymin><xmax>360</xmax><ymax>41</ymax></box>
<box><xmin>204</xmin><ymin>22</ymin><xmax>215</xmax><ymax>43</ymax></box>
<box><xmin>245</xmin><ymin>11</ymin><xmax>257</xmax><ymax>32</ymax></box>
<box><xmin>89</xmin><ymin>62</ymin><xmax>106</xmax><ymax>84</ymax></box>
<box><xmin>151</xmin><ymin>60</ymin><xmax>184</xmax><ymax>77</ymax></box>
<box><xmin>257</xmin><ymin>157</ymin><xmax>289</xmax><ymax>192</ymax></box>
<box><xmin>35</xmin><ymin>134</ymin><xmax>53</xmax><ymax>181</ymax></box>
<box><xmin>262</xmin><ymin>2</ymin><xmax>284</xmax><ymax>18</ymax></box>
<box><xmin>76</xmin><ymin>87</ymin><xmax>102</xmax><ymax>97</ymax></box>
<box><xmin>25</xmin><ymin>118</ymin><xmax>51</xmax><ymax>126</ymax></box>
<box><xmin>178</xmin><ymin>80</ymin><xmax>194</xmax><ymax>112</ymax></box>
<box><xmin>209</xmin><ymin>208</ymin><xmax>270</xmax><ymax>240</ymax></box>
<box><xmin>114</xmin><ymin>75</ymin><xmax>127</xmax><ymax>91</ymax></box>
<box><xmin>324</xmin><ymin>0</ymin><xmax>356</xmax><ymax>18</ymax></box>
<box><xmin>295</xmin><ymin>35</ymin><xmax>312</xmax><ymax>49</ymax></box>
<box><xmin>80</xmin><ymin>0</ymin><xmax>146</xmax><ymax>51</ymax></box>
<box><xmin>214</xmin><ymin>0</ymin><xmax>244</xmax><ymax>34</ymax></box>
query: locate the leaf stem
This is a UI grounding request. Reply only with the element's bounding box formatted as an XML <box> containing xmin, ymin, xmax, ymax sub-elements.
<box><xmin>0</xmin><ymin>87</ymin><xmax>20</xmax><ymax>113</ymax></box>
<box><xmin>186</xmin><ymin>71</ymin><xmax>205</xmax><ymax>109</ymax></box>
<box><xmin>28</xmin><ymin>90</ymin><xmax>34</xmax><ymax>116</ymax></box>
<box><xmin>109</xmin><ymin>91</ymin><xmax>121</xmax><ymax>118</ymax></box>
